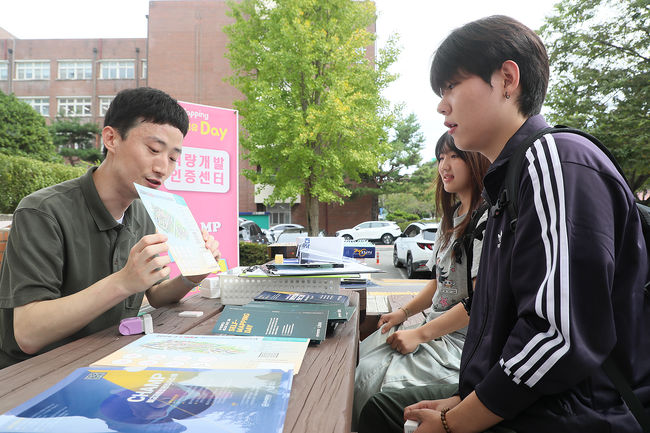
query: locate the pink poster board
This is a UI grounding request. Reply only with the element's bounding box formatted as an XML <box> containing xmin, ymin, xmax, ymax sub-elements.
<box><xmin>161</xmin><ymin>101</ymin><xmax>239</xmax><ymax>277</ymax></box>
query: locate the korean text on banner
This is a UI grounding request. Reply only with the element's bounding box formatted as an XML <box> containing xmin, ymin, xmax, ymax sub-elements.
<box><xmin>161</xmin><ymin>102</ymin><xmax>239</xmax><ymax>275</ymax></box>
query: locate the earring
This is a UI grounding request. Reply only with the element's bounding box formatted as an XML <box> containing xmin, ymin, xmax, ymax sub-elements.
<box><xmin>505</xmin><ymin>91</ymin><xmax>511</xmax><ymax>100</ymax></box>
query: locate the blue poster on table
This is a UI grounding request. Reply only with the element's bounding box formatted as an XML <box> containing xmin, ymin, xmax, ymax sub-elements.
<box><xmin>0</xmin><ymin>366</ymin><xmax>292</xmax><ymax>432</ymax></box>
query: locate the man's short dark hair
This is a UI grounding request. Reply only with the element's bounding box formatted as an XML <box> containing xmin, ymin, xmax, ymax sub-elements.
<box><xmin>430</xmin><ymin>15</ymin><xmax>549</xmax><ymax>117</ymax></box>
<box><xmin>102</xmin><ymin>87</ymin><xmax>189</xmax><ymax>157</ymax></box>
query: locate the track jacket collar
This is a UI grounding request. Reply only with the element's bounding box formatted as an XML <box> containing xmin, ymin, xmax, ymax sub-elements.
<box><xmin>482</xmin><ymin>115</ymin><xmax>550</xmax><ymax>206</ymax></box>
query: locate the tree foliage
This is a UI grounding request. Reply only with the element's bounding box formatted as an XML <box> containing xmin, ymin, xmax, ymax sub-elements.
<box><xmin>49</xmin><ymin>118</ymin><xmax>101</xmax><ymax>150</ymax></box>
<box><xmin>540</xmin><ymin>0</ymin><xmax>650</xmax><ymax>197</ymax></box>
<box><xmin>381</xmin><ymin>159</ymin><xmax>438</xmax><ymax>218</ymax></box>
<box><xmin>0</xmin><ymin>91</ymin><xmax>58</xmax><ymax>162</ymax></box>
<box><xmin>225</xmin><ymin>0</ymin><xmax>398</xmax><ymax>234</ymax></box>
<box><xmin>359</xmin><ymin>109</ymin><xmax>425</xmax><ymax>194</ymax></box>
<box><xmin>49</xmin><ymin>118</ymin><xmax>103</xmax><ymax>165</ymax></box>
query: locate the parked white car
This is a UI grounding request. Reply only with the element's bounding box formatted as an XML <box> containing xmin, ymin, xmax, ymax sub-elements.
<box><xmin>335</xmin><ymin>221</ymin><xmax>402</xmax><ymax>245</ymax></box>
<box><xmin>267</xmin><ymin>223</ymin><xmax>305</xmax><ymax>242</ymax></box>
<box><xmin>393</xmin><ymin>222</ymin><xmax>439</xmax><ymax>278</ymax></box>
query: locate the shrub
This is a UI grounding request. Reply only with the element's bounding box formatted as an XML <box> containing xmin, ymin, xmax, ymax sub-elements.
<box><xmin>386</xmin><ymin>210</ymin><xmax>419</xmax><ymax>223</ymax></box>
<box><xmin>398</xmin><ymin>221</ymin><xmax>411</xmax><ymax>232</ymax></box>
<box><xmin>239</xmin><ymin>241</ymin><xmax>268</xmax><ymax>266</ymax></box>
<box><xmin>0</xmin><ymin>153</ymin><xmax>86</xmax><ymax>213</ymax></box>
<box><xmin>0</xmin><ymin>91</ymin><xmax>58</xmax><ymax>161</ymax></box>
<box><xmin>59</xmin><ymin>147</ymin><xmax>104</xmax><ymax>164</ymax></box>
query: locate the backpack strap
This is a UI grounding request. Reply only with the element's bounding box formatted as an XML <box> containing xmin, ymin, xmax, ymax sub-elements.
<box><xmin>602</xmin><ymin>355</ymin><xmax>650</xmax><ymax>432</ymax></box>
<box><xmin>458</xmin><ymin>201</ymin><xmax>490</xmax><ymax>314</ymax></box>
<box><xmin>500</xmin><ymin>125</ymin><xmax>630</xmax><ymax>232</ymax></box>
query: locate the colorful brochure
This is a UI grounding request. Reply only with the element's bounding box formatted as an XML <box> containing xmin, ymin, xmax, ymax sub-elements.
<box><xmin>134</xmin><ymin>183</ymin><xmax>220</xmax><ymax>276</ymax></box>
<box><xmin>0</xmin><ymin>366</ymin><xmax>292</xmax><ymax>433</ymax></box>
<box><xmin>92</xmin><ymin>333</ymin><xmax>310</xmax><ymax>374</ymax></box>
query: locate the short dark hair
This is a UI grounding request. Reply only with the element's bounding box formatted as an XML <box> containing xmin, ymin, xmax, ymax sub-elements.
<box><xmin>103</xmin><ymin>87</ymin><xmax>189</xmax><ymax>156</ymax></box>
<box><xmin>430</xmin><ymin>15</ymin><xmax>549</xmax><ymax>117</ymax></box>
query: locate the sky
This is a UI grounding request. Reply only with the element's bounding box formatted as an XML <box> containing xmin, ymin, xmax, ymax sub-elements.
<box><xmin>2</xmin><ymin>0</ymin><xmax>560</xmax><ymax>162</ymax></box>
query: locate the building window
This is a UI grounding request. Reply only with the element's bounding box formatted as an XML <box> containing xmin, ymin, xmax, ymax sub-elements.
<box><xmin>267</xmin><ymin>204</ymin><xmax>292</xmax><ymax>225</ymax></box>
<box><xmin>57</xmin><ymin>97</ymin><xmax>91</xmax><ymax>117</ymax></box>
<box><xmin>99</xmin><ymin>60</ymin><xmax>135</xmax><ymax>79</ymax></box>
<box><xmin>0</xmin><ymin>62</ymin><xmax>7</xmax><ymax>80</ymax></box>
<box><xmin>99</xmin><ymin>96</ymin><xmax>114</xmax><ymax>116</ymax></box>
<box><xmin>18</xmin><ymin>97</ymin><xmax>50</xmax><ymax>116</ymax></box>
<box><xmin>15</xmin><ymin>61</ymin><xmax>50</xmax><ymax>80</ymax></box>
<box><xmin>141</xmin><ymin>60</ymin><xmax>147</xmax><ymax>79</ymax></box>
<box><xmin>58</xmin><ymin>61</ymin><xmax>92</xmax><ymax>80</ymax></box>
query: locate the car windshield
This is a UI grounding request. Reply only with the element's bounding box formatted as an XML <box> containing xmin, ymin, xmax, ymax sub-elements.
<box><xmin>422</xmin><ymin>229</ymin><xmax>437</xmax><ymax>241</ymax></box>
<box><xmin>276</xmin><ymin>231</ymin><xmax>308</xmax><ymax>243</ymax></box>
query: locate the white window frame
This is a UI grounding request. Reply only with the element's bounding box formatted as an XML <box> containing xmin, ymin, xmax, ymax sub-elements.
<box><xmin>267</xmin><ymin>203</ymin><xmax>291</xmax><ymax>225</ymax></box>
<box><xmin>99</xmin><ymin>60</ymin><xmax>135</xmax><ymax>80</ymax></box>
<box><xmin>58</xmin><ymin>60</ymin><xmax>92</xmax><ymax>80</ymax></box>
<box><xmin>18</xmin><ymin>97</ymin><xmax>50</xmax><ymax>116</ymax></box>
<box><xmin>0</xmin><ymin>61</ymin><xmax>7</xmax><ymax>80</ymax></box>
<box><xmin>15</xmin><ymin>60</ymin><xmax>50</xmax><ymax>80</ymax></box>
<box><xmin>141</xmin><ymin>59</ymin><xmax>147</xmax><ymax>79</ymax></box>
<box><xmin>57</xmin><ymin>97</ymin><xmax>92</xmax><ymax>117</ymax></box>
<box><xmin>98</xmin><ymin>96</ymin><xmax>114</xmax><ymax>117</ymax></box>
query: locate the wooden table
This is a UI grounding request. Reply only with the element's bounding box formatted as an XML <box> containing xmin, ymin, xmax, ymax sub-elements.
<box><xmin>0</xmin><ymin>290</ymin><xmax>360</xmax><ymax>433</ymax></box>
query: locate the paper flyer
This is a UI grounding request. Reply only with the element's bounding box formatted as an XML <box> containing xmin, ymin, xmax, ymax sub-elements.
<box><xmin>92</xmin><ymin>333</ymin><xmax>310</xmax><ymax>374</ymax></box>
<box><xmin>134</xmin><ymin>183</ymin><xmax>220</xmax><ymax>276</ymax></box>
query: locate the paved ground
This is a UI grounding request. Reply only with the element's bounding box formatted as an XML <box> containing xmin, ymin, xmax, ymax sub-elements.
<box><xmin>357</xmin><ymin>245</ymin><xmax>431</xmax><ymax>314</ymax></box>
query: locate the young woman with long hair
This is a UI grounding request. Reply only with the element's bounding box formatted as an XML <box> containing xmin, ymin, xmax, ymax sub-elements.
<box><xmin>352</xmin><ymin>132</ymin><xmax>490</xmax><ymax>430</ymax></box>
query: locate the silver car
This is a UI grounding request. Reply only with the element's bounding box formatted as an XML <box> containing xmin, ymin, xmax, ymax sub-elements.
<box><xmin>393</xmin><ymin>222</ymin><xmax>439</xmax><ymax>278</ymax></box>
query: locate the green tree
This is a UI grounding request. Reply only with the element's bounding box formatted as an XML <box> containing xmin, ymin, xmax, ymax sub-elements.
<box><xmin>381</xmin><ymin>159</ymin><xmax>438</xmax><ymax>219</ymax></box>
<box><xmin>49</xmin><ymin>119</ymin><xmax>103</xmax><ymax>165</ymax></box>
<box><xmin>355</xmin><ymin>109</ymin><xmax>426</xmax><ymax>216</ymax></box>
<box><xmin>225</xmin><ymin>0</ymin><xmax>399</xmax><ymax>234</ymax></box>
<box><xmin>0</xmin><ymin>91</ymin><xmax>58</xmax><ymax>162</ymax></box>
<box><xmin>540</xmin><ymin>0</ymin><xmax>650</xmax><ymax>199</ymax></box>
<box><xmin>375</xmin><ymin>110</ymin><xmax>425</xmax><ymax>189</ymax></box>
<box><xmin>49</xmin><ymin>118</ymin><xmax>101</xmax><ymax>150</ymax></box>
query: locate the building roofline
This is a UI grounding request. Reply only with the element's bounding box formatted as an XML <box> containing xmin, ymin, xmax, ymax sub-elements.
<box><xmin>0</xmin><ymin>27</ymin><xmax>17</xmax><ymax>39</ymax></box>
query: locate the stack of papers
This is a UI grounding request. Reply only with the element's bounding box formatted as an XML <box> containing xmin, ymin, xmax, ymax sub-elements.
<box><xmin>242</xmin><ymin>261</ymin><xmax>382</xmax><ymax>277</ymax></box>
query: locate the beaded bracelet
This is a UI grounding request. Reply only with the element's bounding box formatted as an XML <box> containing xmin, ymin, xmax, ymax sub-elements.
<box><xmin>399</xmin><ymin>306</ymin><xmax>410</xmax><ymax>319</ymax></box>
<box><xmin>440</xmin><ymin>407</ymin><xmax>452</xmax><ymax>433</ymax></box>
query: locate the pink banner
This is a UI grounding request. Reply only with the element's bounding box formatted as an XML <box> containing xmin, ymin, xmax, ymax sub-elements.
<box><xmin>161</xmin><ymin>101</ymin><xmax>239</xmax><ymax>276</ymax></box>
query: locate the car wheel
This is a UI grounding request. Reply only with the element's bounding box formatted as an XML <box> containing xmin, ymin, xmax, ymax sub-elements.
<box><xmin>381</xmin><ymin>233</ymin><xmax>394</xmax><ymax>245</ymax></box>
<box><xmin>342</xmin><ymin>234</ymin><xmax>353</xmax><ymax>241</ymax></box>
<box><xmin>393</xmin><ymin>247</ymin><xmax>403</xmax><ymax>268</ymax></box>
<box><xmin>406</xmin><ymin>254</ymin><xmax>415</xmax><ymax>279</ymax></box>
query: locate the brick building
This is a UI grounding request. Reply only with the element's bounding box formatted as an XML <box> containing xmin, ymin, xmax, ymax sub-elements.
<box><xmin>0</xmin><ymin>0</ymin><xmax>376</xmax><ymax>234</ymax></box>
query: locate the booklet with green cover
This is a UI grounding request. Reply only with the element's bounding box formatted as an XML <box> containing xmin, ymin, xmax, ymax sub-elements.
<box><xmin>213</xmin><ymin>305</ymin><xmax>328</xmax><ymax>344</ymax></box>
<box><xmin>253</xmin><ymin>290</ymin><xmax>350</xmax><ymax>306</ymax></box>
<box><xmin>246</xmin><ymin>300</ymin><xmax>354</xmax><ymax>323</ymax></box>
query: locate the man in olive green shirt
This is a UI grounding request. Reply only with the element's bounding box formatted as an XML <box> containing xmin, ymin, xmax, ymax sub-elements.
<box><xmin>0</xmin><ymin>87</ymin><xmax>221</xmax><ymax>368</ymax></box>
